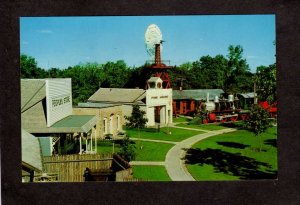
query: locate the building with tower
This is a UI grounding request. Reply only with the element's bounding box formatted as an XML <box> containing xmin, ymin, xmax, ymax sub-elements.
<box><xmin>84</xmin><ymin>76</ymin><xmax>173</xmax><ymax>128</ymax></box>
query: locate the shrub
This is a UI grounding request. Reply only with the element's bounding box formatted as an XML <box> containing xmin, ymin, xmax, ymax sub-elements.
<box><xmin>189</xmin><ymin>116</ymin><xmax>203</xmax><ymax>125</ymax></box>
<box><xmin>117</xmin><ymin>136</ymin><xmax>137</xmax><ymax>162</ymax></box>
<box><xmin>246</xmin><ymin>104</ymin><xmax>271</xmax><ymax>136</ymax></box>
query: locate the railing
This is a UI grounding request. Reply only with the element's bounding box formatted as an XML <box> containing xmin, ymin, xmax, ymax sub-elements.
<box><xmin>145</xmin><ymin>60</ymin><xmax>171</xmax><ymax>66</ymax></box>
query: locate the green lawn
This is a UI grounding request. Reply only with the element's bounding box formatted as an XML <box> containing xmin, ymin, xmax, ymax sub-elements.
<box><xmin>97</xmin><ymin>141</ymin><xmax>120</xmax><ymax>154</ymax></box>
<box><xmin>132</xmin><ymin>165</ymin><xmax>171</xmax><ymax>181</ymax></box>
<box><xmin>134</xmin><ymin>141</ymin><xmax>174</xmax><ymax>161</ymax></box>
<box><xmin>125</xmin><ymin>127</ymin><xmax>204</xmax><ymax>142</ymax></box>
<box><xmin>175</xmin><ymin>123</ymin><xmax>227</xmax><ymax>131</ymax></box>
<box><xmin>185</xmin><ymin>127</ymin><xmax>278</xmax><ymax>180</ymax></box>
<box><xmin>97</xmin><ymin>140</ymin><xmax>174</xmax><ymax>161</ymax></box>
<box><xmin>173</xmin><ymin>116</ymin><xmax>190</xmax><ymax>123</ymax></box>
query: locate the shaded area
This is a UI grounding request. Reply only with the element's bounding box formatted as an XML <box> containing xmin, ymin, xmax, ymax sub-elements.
<box><xmin>184</xmin><ymin>148</ymin><xmax>277</xmax><ymax>179</ymax></box>
<box><xmin>264</xmin><ymin>139</ymin><xmax>277</xmax><ymax>148</ymax></box>
<box><xmin>217</xmin><ymin>141</ymin><xmax>249</xmax><ymax>149</ymax></box>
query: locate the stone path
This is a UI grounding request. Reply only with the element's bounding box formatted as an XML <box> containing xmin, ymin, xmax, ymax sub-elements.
<box><xmin>165</xmin><ymin>128</ymin><xmax>236</xmax><ymax>181</ymax></box>
<box><xmin>172</xmin><ymin>125</ymin><xmax>210</xmax><ymax>132</ymax></box>
<box><xmin>130</xmin><ymin>127</ymin><xmax>237</xmax><ymax>181</ymax></box>
<box><xmin>129</xmin><ymin>161</ymin><xmax>165</xmax><ymax>166</ymax></box>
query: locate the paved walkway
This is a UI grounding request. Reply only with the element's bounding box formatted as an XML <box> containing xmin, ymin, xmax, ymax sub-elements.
<box><xmin>129</xmin><ymin>127</ymin><xmax>237</xmax><ymax>181</ymax></box>
<box><xmin>129</xmin><ymin>161</ymin><xmax>165</xmax><ymax>166</ymax></box>
<box><xmin>165</xmin><ymin>128</ymin><xmax>236</xmax><ymax>181</ymax></box>
<box><xmin>171</xmin><ymin>125</ymin><xmax>210</xmax><ymax>133</ymax></box>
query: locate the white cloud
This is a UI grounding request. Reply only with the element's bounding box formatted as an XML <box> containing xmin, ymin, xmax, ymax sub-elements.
<box><xmin>37</xmin><ymin>29</ymin><xmax>53</xmax><ymax>34</ymax></box>
<box><xmin>21</xmin><ymin>41</ymin><xmax>29</xmax><ymax>45</ymax></box>
<box><xmin>85</xmin><ymin>56</ymin><xmax>91</xmax><ymax>60</ymax></box>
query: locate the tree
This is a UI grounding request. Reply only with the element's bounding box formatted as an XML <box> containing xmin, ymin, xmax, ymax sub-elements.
<box><xmin>169</xmin><ymin>63</ymin><xmax>193</xmax><ymax>90</ymax></box>
<box><xmin>125</xmin><ymin>104</ymin><xmax>148</xmax><ymax>129</ymax></box>
<box><xmin>125</xmin><ymin>65</ymin><xmax>152</xmax><ymax>88</ymax></box>
<box><xmin>198</xmin><ymin>55</ymin><xmax>228</xmax><ymax>89</ymax></box>
<box><xmin>125</xmin><ymin>104</ymin><xmax>148</xmax><ymax>150</ymax></box>
<box><xmin>47</xmin><ymin>67</ymin><xmax>63</xmax><ymax>78</ymax></box>
<box><xmin>61</xmin><ymin>62</ymin><xmax>106</xmax><ymax>105</ymax></box>
<box><xmin>20</xmin><ymin>54</ymin><xmax>47</xmax><ymax>78</ymax></box>
<box><xmin>101</xmin><ymin>60</ymin><xmax>131</xmax><ymax>88</ymax></box>
<box><xmin>246</xmin><ymin>104</ymin><xmax>271</xmax><ymax>151</ymax></box>
<box><xmin>225</xmin><ymin>45</ymin><xmax>252</xmax><ymax>93</ymax></box>
<box><xmin>255</xmin><ymin>64</ymin><xmax>276</xmax><ymax>103</ymax></box>
<box><xmin>117</xmin><ymin>136</ymin><xmax>137</xmax><ymax>162</ymax></box>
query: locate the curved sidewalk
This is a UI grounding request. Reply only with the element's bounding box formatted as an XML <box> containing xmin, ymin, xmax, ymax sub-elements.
<box><xmin>172</xmin><ymin>125</ymin><xmax>210</xmax><ymax>133</ymax></box>
<box><xmin>129</xmin><ymin>161</ymin><xmax>165</xmax><ymax>166</ymax></box>
<box><xmin>165</xmin><ymin>128</ymin><xmax>236</xmax><ymax>181</ymax></box>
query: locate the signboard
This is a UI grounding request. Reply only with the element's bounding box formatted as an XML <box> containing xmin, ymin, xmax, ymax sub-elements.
<box><xmin>46</xmin><ymin>79</ymin><xmax>72</xmax><ymax>127</ymax></box>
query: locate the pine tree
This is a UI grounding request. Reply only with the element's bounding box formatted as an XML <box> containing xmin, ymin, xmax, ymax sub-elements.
<box><xmin>125</xmin><ymin>104</ymin><xmax>148</xmax><ymax>129</ymax></box>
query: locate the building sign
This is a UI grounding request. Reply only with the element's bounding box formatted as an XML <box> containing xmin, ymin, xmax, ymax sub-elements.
<box><xmin>52</xmin><ymin>95</ymin><xmax>71</xmax><ymax>108</ymax></box>
<box><xmin>46</xmin><ymin>78</ymin><xmax>72</xmax><ymax>127</ymax></box>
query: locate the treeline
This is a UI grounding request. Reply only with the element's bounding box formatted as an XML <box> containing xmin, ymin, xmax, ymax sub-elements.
<box><xmin>20</xmin><ymin>45</ymin><xmax>276</xmax><ymax>105</ymax></box>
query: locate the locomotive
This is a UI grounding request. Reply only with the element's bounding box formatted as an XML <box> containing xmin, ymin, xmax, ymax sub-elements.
<box><xmin>197</xmin><ymin>93</ymin><xmax>277</xmax><ymax>123</ymax></box>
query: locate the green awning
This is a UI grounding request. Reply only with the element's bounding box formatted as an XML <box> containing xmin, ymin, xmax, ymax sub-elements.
<box><xmin>51</xmin><ymin>115</ymin><xmax>97</xmax><ymax>133</ymax></box>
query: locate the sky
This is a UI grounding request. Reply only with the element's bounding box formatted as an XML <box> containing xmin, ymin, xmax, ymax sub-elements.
<box><xmin>20</xmin><ymin>15</ymin><xmax>275</xmax><ymax>72</ymax></box>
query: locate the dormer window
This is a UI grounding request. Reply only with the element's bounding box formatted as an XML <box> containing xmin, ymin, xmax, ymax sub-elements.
<box><xmin>147</xmin><ymin>77</ymin><xmax>163</xmax><ymax>89</ymax></box>
<box><xmin>157</xmin><ymin>82</ymin><xmax>162</xmax><ymax>89</ymax></box>
<box><xmin>149</xmin><ymin>82</ymin><xmax>156</xmax><ymax>89</ymax></box>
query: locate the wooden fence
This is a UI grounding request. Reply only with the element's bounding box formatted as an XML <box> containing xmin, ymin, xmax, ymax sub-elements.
<box><xmin>43</xmin><ymin>153</ymin><xmax>113</xmax><ymax>182</ymax></box>
<box><xmin>116</xmin><ymin>169</ymin><xmax>133</xmax><ymax>181</ymax></box>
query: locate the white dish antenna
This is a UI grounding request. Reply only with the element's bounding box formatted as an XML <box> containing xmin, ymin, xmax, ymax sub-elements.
<box><xmin>145</xmin><ymin>24</ymin><xmax>163</xmax><ymax>59</ymax></box>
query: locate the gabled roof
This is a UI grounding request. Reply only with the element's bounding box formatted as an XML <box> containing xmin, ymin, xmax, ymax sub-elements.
<box><xmin>77</xmin><ymin>102</ymin><xmax>122</xmax><ymax>108</ymax></box>
<box><xmin>88</xmin><ymin>88</ymin><xmax>146</xmax><ymax>103</ymax></box>
<box><xmin>147</xmin><ymin>77</ymin><xmax>162</xmax><ymax>83</ymax></box>
<box><xmin>238</xmin><ymin>92</ymin><xmax>255</xmax><ymax>98</ymax></box>
<box><xmin>21</xmin><ymin>79</ymin><xmax>46</xmax><ymax>113</ymax></box>
<box><xmin>22</xmin><ymin>129</ymin><xmax>43</xmax><ymax>172</ymax></box>
<box><xmin>173</xmin><ymin>89</ymin><xmax>224</xmax><ymax>100</ymax></box>
<box><xmin>22</xmin><ymin>101</ymin><xmax>97</xmax><ymax>133</ymax></box>
<box><xmin>51</xmin><ymin>115</ymin><xmax>97</xmax><ymax>133</ymax></box>
<box><xmin>22</xmin><ymin>101</ymin><xmax>47</xmax><ymax>132</ymax></box>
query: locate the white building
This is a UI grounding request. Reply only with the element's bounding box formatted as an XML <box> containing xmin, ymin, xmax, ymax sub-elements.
<box><xmin>87</xmin><ymin>77</ymin><xmax>173</xmax><ymax>127</ymax></box>
<box><xmin>21</xmin><ymin>78</ymin><xmax>98</xmax><ymax>156</ymax></box>
<box><xmin>145</xmin><ymin>77</ymin><xmax>173</xmax><ymax>126</ymax></box>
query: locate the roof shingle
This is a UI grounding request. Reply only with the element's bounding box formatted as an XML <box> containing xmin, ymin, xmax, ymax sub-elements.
<box><xmin>21</xmin><ymin>79</ymin><xmax>46</xmax><ymax>113</ymax></box>
<box><xmin>173</xmin><ymin>89</ymin><xmax>224</xmax><ymax>100</ymax></box>
<box><xmin>22</xmin><ymin>129</ymin><xmax>43</xmax><ymax>172</ymax></box>
<box><xmin>88</xmin><ymin>88</ymin><xmax>146</xmax><ymax>103</ymax></box>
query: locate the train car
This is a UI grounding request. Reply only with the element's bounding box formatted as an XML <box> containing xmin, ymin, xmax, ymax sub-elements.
<box><xmin>198</xmin><ymin>92</ymin><xmax>277</xmax><ymax>124</ymax></box>
<box><xmin>258</xmin><ymin>101</ymin><xmax>278</xmax><ymax>118</ymax></box>
<box><xmin>198</xmin><ymin>93</ymin><xmax>244</xmax><ymax>123</ymax></box>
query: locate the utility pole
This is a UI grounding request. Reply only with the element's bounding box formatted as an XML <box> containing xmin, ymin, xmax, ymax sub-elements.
<box><xmin>254</xmin><ymin>78</ymin><xmax>257</xmax><ymax>105</ymax></box>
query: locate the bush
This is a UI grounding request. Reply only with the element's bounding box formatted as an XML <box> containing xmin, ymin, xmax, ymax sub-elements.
<box><xmin>246</xmin><ymin>105</ymin><xmax>271</xmax><ymax>136</ymax></box>
<box><xmin>246</xmin><ymin>104</ymin><xmax>271</xmax><ymax>152</ymax></box>
<box><xmin>125</xmin><ymin>104</ymin><xmax>148</xmax><ymax>129</ymax></box>
<box><xmin>117</xmin><ymin>136</ymin><xmax>137</xmax><ymax>162</ymax></box>
<box><xmin>189</xmin><ymin>116</ymin><xmax>203</xmax><ymax>125</ymax></box>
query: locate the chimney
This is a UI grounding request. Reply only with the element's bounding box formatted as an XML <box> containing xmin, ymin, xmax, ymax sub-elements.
<box><xmin>206</xmin><ymin>92</ymin><xmax>210</xmax><ymax>102</ymax></box>
<box><xmin>154</xmin><ymin>44</ymin><xmax>161</xmax><ymax>65</ymax></box>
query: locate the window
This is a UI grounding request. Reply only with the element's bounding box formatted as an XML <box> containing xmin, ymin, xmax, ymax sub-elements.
<box><xmin>157</xmin><ymin>82</ymin><xmax>162</xmax><ymax>88</ymax></box>
<box><xmin>103</xmin><ymin>118</ymin><xmax>107</xmax><ymax>134</ymax></box>
<box><xmin>116</xmin><ymin>115</ymin><xmax>121</xmax><ymax>131</ymax></box>
<box><xmin>148</xmin><ymin>82</ymin><xmax>155</xmax><ymax>88</ymax></box>
<box><xmin>109</xmin><ymin>115</ymin><xmax>114</xmax><ymax>134</ymax></box>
